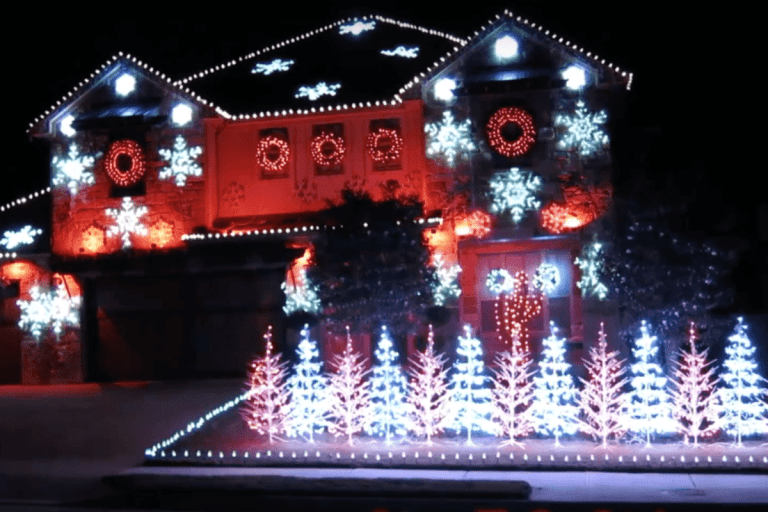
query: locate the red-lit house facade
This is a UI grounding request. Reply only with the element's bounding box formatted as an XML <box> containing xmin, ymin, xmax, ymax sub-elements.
<box><xmin>2</xmin><ymin>12</ymin><xmax>631</xmax><ymax>383</ymax></box>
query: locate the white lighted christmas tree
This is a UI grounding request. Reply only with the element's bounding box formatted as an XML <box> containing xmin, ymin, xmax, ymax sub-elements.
<box><xmin>285</xmin><ymin>324</ymin><xmax>328</xmax><ymax>442</ymax></box>
<box><xmin>627</xmin><ymin>321</ymin><xmax>675</xmax><ymax>445</ymax></box>
<box><xmin>243</xmin><ymin>326</ymin><xmax>290</xmax><ymax>444</ymax></box>
<box><xmin>578</xmin><ymin>323</ymin><xmax>629</xmax><ymax>447</ymax></box>
<box><xmin>669</xmin><ymin>322</ymin><xmax>721</xmax><ymax>446</ymax></box>
<box><xmin>532</xmin><ymin>321</ymin><xmax>579</xmax><ymax>446</ymax></box>
<box><xmin>447</xmin><ymin>325</ymin><xmax>496</xmax><ymax>444</ymax></box>
<box><xmin>367</xmin><ymin>325</ymin><xmax>410</xmax><ymax>443</ymax></box>
<box><xmin>491</xmin><ymin>344</ymin><xmax>536</xmax><ymax>447</ymax></box>
<box><xmin>406</xmin><ymin>325</ymin><xmax>450</xmax><ymax>445</ymax></box>
<box><xmin>720</xmin><ymin>317</ymin><xmax>768</xmax><ymax>445</ymax></box>
<box><xmin>326</xmin><ymin>327</ymin><xmax>372</xmax><ymax>445</ymax></box>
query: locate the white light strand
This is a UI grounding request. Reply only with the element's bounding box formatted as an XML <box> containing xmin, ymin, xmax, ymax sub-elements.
<box><xmin>1</xmin><ymin>226</ymin><xmax>43</xmax><ymax>250</ymax></box>
<box><xmin>339</xmin><ymin>20</ymin><xmax>376</xmax><ymax>35</ymax></box>
<box><xmin>380</xmin><ymin>46</ymin><xmax>419</xmax><ymax>58</ymax></box>
<box><xmin>252</xmin><ymin>58</ymin><xmax>295</xmax><ymax>75</ymax></box>
<box><xmin>295</xmin><ymin>82</ymin><xmax>342</xmax><ymax>101</ymax></box>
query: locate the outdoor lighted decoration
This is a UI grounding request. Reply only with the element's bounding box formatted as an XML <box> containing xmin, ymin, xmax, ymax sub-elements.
<box><xmin>433</xmin><ymin>78</ymin><xmax>457</xmax><ymax>102</ymax></box>
<box><xmin>252</xmin><ymin>58</ymin><xmax>295</xmax><ymax>75</ymax></box>
<box><xmin>491</xmin><ymin>348</ymin><xmax>536</xmax><ymax>447</ymax></box>
<box><xmin>256</xmin><ymin>136</ymin><xmax>290</xmax><ymax>173</ymax></box>
<box><xmin>339</xmin><ymin>20</ymin><xmax>375</xmax><ymax>35</ymax></box>
<box><xmin>486</xmin><ymin>268</ymin><xmax>515</xmax><ymax>295</ymax></box>
<box><xmin>367</xmin><ymin>326</ymin><xmax>410</xmax><ymax>444</ymax></box>
<box><xmin>105</xmin><ymin>197</ymin><xmax>149</xmax><ymax>249</ymax></box>
<box><xmin>159</xmin><ymin>135</ymin><xmax>203</xmax><ymax>186</ymax></box>
<box><xmin>295</xmin><ymin>82</ymin><xmax>341</xmax><ymax>101</ymax></box>
<box><xmin>311</xmin><ymin>133</ymin><xmax>346</xmax><ymax>167</ymax></box>
<box><xmin>60</xmin><ymin>115</ymin><xmax>76</xmax><ymax>137</ymax></box>
<box><xmin>326</xmin><ymin>327</ymin><xmax>372</xmax><ymax>445</ymax></box>
<box><xmin>574</xmin><ymin>240</ymin><xmax>609</xmax><ymax>300</ymax></box>
<box><xmin>105</xmin><ymin>139</ymin><xmax>146</xmax><ymax>187</ymax></box>
<box><xmin>494</xmin><ymin>271</ymin><xmax>542</xmax><ymax>355</ymax></box>
<box><xmin>486</xmin><ymin>107</ymin><xmax>537</xmax><ymax>158</ymax></box>
<box><xmin>171</xmin><ymin>104</ymin><xmax>193</xmax><ymax>127</ymax></box>
<box><xmin>407</xmin><ymin>325</ymin><xmax>450</xmax><ymax>445</ymax></box>
<box><xmin>285</xmin><ymin>325</ymin><xmax>328</xmax><ymax>443</ymax></box>
<box><xmin>488</xmin><ymin>168</ymin><xmax>543</xmax><ymax>224</ymax></box>
<box><xmin>562</xmin><ymin>65</ymin><xmax>586</xmax><ymax>90</ymax></box>
<box><xmin>532</xmin><ymin>262</ymin><xmax>560</xmax><ymax>295</ymax></box>
<box><xmin>540</xmin><ymin>183</ymin><xmax>613</xmax><ymax>234</ymax></box>
<box><xmin>17</xmin><ymin>283</ymin><xmax>81</xmax><ymax>341</ymax></box>
<box><xmin>281</xmin><ymin>269</ymin><xmax>321</xmax><ymax>315</ymax></box>
<box><xmin>454</xmin><ymin>209</ymin><xmax>492</xmax><ymax>238</ymax></box>
<box><xmin>555</xmin><ymin>101</ymin><xmax>609</xmax><ymax>157</ymax></box>
<box><xmin>1</xmin><ymin>226</ymin><xmax>43</xmax><ymax>250</ymax></box>
<box><xmin>115</xmin><ymin>73</ymin><xmax>136</xmax><ymax>97</ymax></box>
<box><xmin>381</xmin><ymin>46</ymin><xmax>418</xmax><ymax>58</ymax></box>
<box><xmin>52</xmin><ymin>144</ymin><xmax>96</xmax><ymax>195</ymax></box>
<box><xmin>430</xmin><ymin>253</ymin><xmax>461</xmax><ymax>306</ymax></box>
<box><xmin>366</xmin><ymin>128</ymin><xmax>403</xmax><ymax>164</ymax></box>
<box><xmin>425</xmin><ymin>111</ymin><xmax>476</xmax><ymax>166</ymax></box>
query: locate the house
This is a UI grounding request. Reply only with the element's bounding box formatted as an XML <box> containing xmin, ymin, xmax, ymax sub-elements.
<box><xmin>0</xmin><ymin>11</ymin><xmax>631</xmax><ymax>384</ymax></box>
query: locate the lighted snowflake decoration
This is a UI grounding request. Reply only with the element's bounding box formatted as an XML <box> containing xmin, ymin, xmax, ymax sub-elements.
<box><xmin>574</xmin><ymin>241</ymin><xmax>608</xmax><ymax>300</ymax></box>
<box><xmin>295</xmin><ymin>82</ymin><xmax>342</xmax><ymax>101</ymax></box>
<box><xmin>51</xmin><ymin>144</ymin><xmax>96</xmax><ymax>195</ymax></box>
<box><xmin>380</xmin><ymin>46</ymin><xmax>418</xmax><ymax>58</ymax></box>
<box><xmin>60</xmin><ymin>115</ymin><xmax>76</xmax><ymax>137</ymax></box>
<box><xmin>1</xmin><ymin>226</ymin><xmax>43</xmax><ymax>250</ymax></box>
<box><xmin>115</xmin><ymin>73</ymin><xmax>136</xmax><ymax>97</ymax></box>
<box><xmin>339</xmin><ymin>20</ymin><xmax>375</xmax><ymax>35</ymax></box>
<box><xmin>106</xmin><ymin>197</ymin><xmax>148</xmax><ymax>249</ymax></box>
<box><xmin>431</xmin><ymin>254</ymin><xmax>461</xmax><ymax>306</ymax></box>
<box><xmin>17</xmin><ymin>283</ymin><xmax>81</xmax><ymax>340</ymax></box>
<box><xmin>424</xmin><ymin>111</ymin><xmax>476</xmax><ymax>166</ymax></box>
<box><xmin>488</xmin><ymin>168</ymin><xmax>543</xmax><ymax>224</ymax></box>
<box><xmin>486</xmin><ymin>268</ymin><xmax>515</xmax><ymax>295</ymax></box>
<box><xmin>252</xmin><ymin>58</ymin><xmax>295</xmax><ymax>75</ymax></box>
<box><xmin>555</xmin><ymin>101</ymin><xmax>609</xmax><ymax>157</ymax></box>
<box><xmin>158</xmin><ymin>135</ymin><xmax>203</xmax><ymax>187</ymax></box>
<box><xmin>532</xmin><ymin>263</ymin><xmax>561</xmax><ymax>295</ymax></box>
<box><xmin>282</xmin><ymin>269</ymin><xmax>321</xmax><ymax>315</ymax></box>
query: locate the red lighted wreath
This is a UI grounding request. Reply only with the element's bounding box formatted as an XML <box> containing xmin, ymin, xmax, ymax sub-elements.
<box><xmin>366</xmin><ymin>128</ymin><xmax>403</xmax><ymax>163</ymax></box>
<box><xmin>256</xmin><ymin>136</ymin><xmax>290</xmax><ymax>172</ymax></box>
<box><xmin>486</xmin><ymin>107</ymin><xmax>537</xmax><ymax>158</ymax></box>
<box><xmin>105</xmin><ymin>139</ymin><xmax>146</xmax><ymax>187</ymax></box>
<box><xmin>311</xmin><ymin>133</ymin><xmax>346</xmax><ymax>166</ymax></box>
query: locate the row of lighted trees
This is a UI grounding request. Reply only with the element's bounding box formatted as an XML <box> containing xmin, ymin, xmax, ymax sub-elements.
<box><xmin>243</xmin><ymin>318</ymin><xmax>768</xmax><ymax>447</ymax></box>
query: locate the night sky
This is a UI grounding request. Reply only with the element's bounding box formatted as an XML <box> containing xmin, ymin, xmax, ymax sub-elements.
<box><xmin>4</xmin><ymin>2</ymin><xmax>763</xmax><ymax>311</ymax></box>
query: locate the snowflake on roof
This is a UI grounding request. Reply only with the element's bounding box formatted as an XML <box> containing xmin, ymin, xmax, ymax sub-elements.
<box><xmin>488</xmin><ymin>168</ymin><xmax>542</xmax><ymax>224</ymax></box>
<box><xmin>425</xmin><ymin>111</ymin><xmax>475</xmax><ymax>167</ymax></box>
<box><xmin>17</xmin><ymin>283</ymin><xmax>81</xmax><ymax>341</ymax></box>
<box><xmin>252</xmin><ymin>58</ymin><xmax>295</xmax><ymax>75</ymax></box>
<box><xmin>51</xmin><ymin>144</ymin><xmax>96</xmax><ymax>195</ymax></box>
<box><xmin>339</xmin><ymin>20</ymin><xmax>375</xmax><ymax>35</ymax></box>
<box><xmin>381</xmin><ymin>46</ymin><xmax>419</xmax><ymax>58</ymax></box>
<box><xmin>159</xmin><ymin>135</ymin><xmax>203</xmax><ymax>187</ymax></box>
<box><xmin>555</xmin><ymin>101</ymin><xmax>609</xmax><ymax>157</ymax></box>
<box><xmin>106</xmin><ymin>197</ymin><xmax>148</xmax><ymax>249</ymax></box>
<box><xmin>1</xmin><ymin>226</ymin><xmax>43</xmax><ymax>250</ymax></box>
<box><xmin>295</xmin><ymin>82</ymin><xmax>342</xmax><ymax>101</ymax></box>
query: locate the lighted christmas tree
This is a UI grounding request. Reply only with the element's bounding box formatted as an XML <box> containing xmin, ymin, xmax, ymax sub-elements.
<box><xmin>367</xmin><ymin>325</ymin><xmax>410</xmax><ymax>444</ymax></box>
<box><xmin>669</xmin><ymin>322</ymin><xmax>721</xmax><ymax>446</ymax></box>
<box><xmin>243</xmin><ymin>326</ymin><xmax>290</xmax><ymax>444</ymax></box>
<box><xmin>284</xmin><ymin>324</ymin><xmax>328</xmax><ymax>442</ymax></box>
<box><xmin>406</xmin><ymin>325</ymin><xmax>450</xmax><ymax>445</ymax></box>
<box><xmin>326</xmin><ymin>327</ymin><xmax>372</xmax><ymax>446</ymax></box>
<box><xmin>627</xmin><ymin>321</ymin><xmax>675</xmax><ymax>445</ymax></box>
<box><xmin>578</xmin><ymin>323</ymin><xmax>629</xmax><ymax>447</ymax></box>
<box><xmin>491</xmin><ymin>344</ymin><xmax>536</xmax><ymax>447</ymax></box>
<box><xmin>447</xmin><ymin>325</ymin><xmax>496</xmax><ymax>444</ymax></box>
<box><xmin>531</xmin><ymin>321</ymin><xmax>579</xmax><ymax>446</ymax></box>
<box><xmin>720</xmin><ymin>317</ymin><xmax>768</xmax><ymax>446</ymax></box>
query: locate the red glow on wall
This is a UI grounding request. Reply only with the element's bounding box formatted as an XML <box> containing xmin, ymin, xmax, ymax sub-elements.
<box><xmin>80</xmin><ymin>225</ymin><xmax>105</xmax><ymax>254</ymax></box>
<box><xmin>0</xmin><ymin>260</ymin><xmax>46</xmax><ymax>298</ymax></box>
<box><xmin>454</xmin><ymin>210</ymin><xmax>492</xmax><ymax>238</ymax></box>
<box><xmin>148</xmin><ymin>219</ymin><xmax>175</xmax><ymax>248</ymax></box>
<box><xmin>53</xmin><ymin>273</ymin><xmax>82</xmax><ymax>297</ymax></box>
<box><xmin>540</xmin><ymin>183</ymin><xmax>612</xmax><ymax>234</ymax></box>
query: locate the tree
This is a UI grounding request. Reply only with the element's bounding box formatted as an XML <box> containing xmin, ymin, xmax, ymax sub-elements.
<box><xmin>446</xmin><ymin>325</ymin><xmax>496</xmax><ymax>444</ymax></box>
<box><xmin>326</xmin><ymin>327</ymin><xmax>372</xmax><ymax>446</ymax></box>
<box><xmin>720</xmin><ymin>317</ymin><xmax>768</xmax><ymax>446</ymax></box>
<box><xmin>407</xmin><ymin>325</ymin><xmax>450</xmax><ymax>445</ymax></box>
<box><xmin>669</xmin><ymin>322</ymin><xmax>721</xmax><ymax>446</ymax></box>
<box><xmin>367</xmin><ymin>325</ymin><xmax>410</xmax><ymax>444</ymax></box>
<box><xmin>308</xmin><ymin>189</ymin><xmax>437</xmax><ymax>342</ymax></box>
<box><xmin>627</xmin><ymin>321</ymin><xmax>675</xmax><ymax>445</ymax></box>
<box><xmin>531</xmin><ymin>321</ymin><xmax>579</xmax><ymax>446</ymax></box>
<box><xmin>578</xmin><ymin>323</ymin><xmax>629</xmax><ymax>447</ymax></box>
<box><xmin>243</xmin><ymin>326</ymin><xmax>290</xmax><ymax>444</ymax></box>
<box><xmin>285</xmin><ymin>324</ymin><xmax>328</xmax><ymax>442</ymax></box>
<box><xmin>491</xmin><ymin>346</ymin><xmax>536</xmax><ymax>447</ymax></box>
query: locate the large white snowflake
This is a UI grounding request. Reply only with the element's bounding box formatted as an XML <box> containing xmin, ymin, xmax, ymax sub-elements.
<box><xmin>295</xmin><ymin>82</ymin><xmax>342</xmax><ymax>101</ymax></box>
<box><xmin>381</xmin><ymin>46</ymin><xmax>419</xmax><ymax>58</ymax></box>
<box><xmin>424</xmin><ymin>111</ymin><xmax>476</xmax><ymax>167</ymax></box>
<box><xmin>159</xmin><ymin>135</ymin><xmax>203</xmax><ymax>187</ymax></box>
<box><xmin>17</xmin><ymin>283</ymin><xmax>81</xmax><ymax>340</ymax></box>
<box><xmin>1</xmin><ymin>226</ymin><xmax>43</xmax><ymax>250</ymax></box>
<box><xmin>51</xmin><ymin>144</ymin><xmax>96</xmax><ymax>194</ymax></box>
<box><xmin>252</xmin><ymin>58</ymin><xmax>295</xmax><ymax>75</ymax></box>
<box><xmin>431</xmin><ymin>254</ymin><xmax>461</xmax><ymax>306</ymax></box>
<box><xmin>574</xmin><ymin>241</ymin><xmax>609</xmax><ymax>300</ymax></box>
<box><xmin>281</xmin><ymin>269</ymin><xmax>321</xmax><ymax>315</ymax></box>
<box><xmin>533</xmin><ymin>263</ymin><xmax>561</xmax><ymax>295</ymax></box>
<box><xmin>488</xmin><ymin>168</ymin><xmax>542</xmax><ymax>223</ymax></box>
<box><xmin>555</xmin><ymin>101</ymin><xmax>609</xmax><ymax>157</ymax></box>
<box><xmin>339</xmin><ymin>20</ymin><xmax>375</xmax><ymax>35</ymax></box>
<box><xmin>106</xmin><ymin>197</ymin><xmax>148</xmax><ymax>249</ymax></box>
